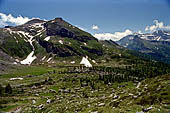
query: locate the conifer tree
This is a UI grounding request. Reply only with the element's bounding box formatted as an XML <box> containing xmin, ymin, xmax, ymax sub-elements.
<box><xmin>5</xmin><ymin>84</ymin><xmax>12</xmax><ymax>94</ymax></box>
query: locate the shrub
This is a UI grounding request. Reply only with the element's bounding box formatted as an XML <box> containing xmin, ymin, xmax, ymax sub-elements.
<box><xmin>5</xmin><ymin>84</ymin><xmax>12</xmax><ymax>94</ymax></box>
<box><xmin>0</xmin><ymin>84</ymin><xmax>3</xmax><ymax>95</ymax></box>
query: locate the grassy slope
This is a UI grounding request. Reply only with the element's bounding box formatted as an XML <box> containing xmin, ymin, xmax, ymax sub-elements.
<box><xmin>0</xmin><ymin>64</ymin><xmax>169</xmax><ymax>113</ymax></box>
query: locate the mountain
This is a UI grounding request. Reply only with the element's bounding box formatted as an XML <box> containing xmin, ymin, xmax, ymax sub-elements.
<box><xmin>117</xmin><ymin>30</ymin><xmax>170</xmax><ymax>64</ymax></box>
<box><xmin>1</xmin><ymin>18</ymin><xmax>170</xmax><ymax>113</ymax></box>
<box><xmin>0</xmin><ymin>18</ymin><xmax>104</xmax><ymax>65</ymax></box>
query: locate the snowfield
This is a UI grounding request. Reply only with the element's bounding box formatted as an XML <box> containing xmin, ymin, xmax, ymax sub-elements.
<box><xmin>59</xmin><ymin>40</ymin><xmax>64</xmax><ymax>44</ymax></box>
<box><xmin>20</xmin><ymin>51</ymin><xmax>37</xmax><ymax>65</ymax></box>
<box><xmin>80</xmin><ymin>56</ymin><xmax>92</xmax><ymax>67</ymax></box>
<box><xmin>44</xmin><ymin>36</ymin><xmax>51</xmax><ymax>41</ymax></box>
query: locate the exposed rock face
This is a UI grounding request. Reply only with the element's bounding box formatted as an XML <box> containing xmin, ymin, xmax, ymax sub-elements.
<box><xmin>81</xmin><ymin>46</ymin><xmax>103</xmax><ymax>56</ymax></box>
<box><xmin>45</xmin><ymin>24</ymin><xmax>75</xmax><ymax>38</ymax></box>
<box><xmin>38</xmin><ymin>39</ymin><xmax>103</xmax><ymax>57</ymax></box>
<box><xmin>44</xmin><ymin>18</ymin><xmax>75</xmax><ymax>38</ymax></box>
<box><xmin>44</xmin><ymin>18</ymin><xmax>97</xmax><ymax>42</ymax></box>
<box><xmin>38</xmin><ymin>39</ymin><xmax>75</xmax><ymax>57</ymax></box>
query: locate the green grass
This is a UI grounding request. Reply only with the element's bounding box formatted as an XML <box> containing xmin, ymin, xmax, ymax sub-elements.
<box><xmin>0</xmin><ymin>64</ymin><xmax>170</xmax><ymax>113</ymax></box>
<box><xmin>0</xmin><ymin>104</ymin><xmax>18</xmax><ymax>112</ymax></box>
<box><xmin>0</xmin><ymin>34</ymin><xmax>32</xmax><ymax>58</ymax></box>
<box><xmin>0</xmin><ymin>66</ymin><xmax>52</xmax><ymax>78</ymax></box>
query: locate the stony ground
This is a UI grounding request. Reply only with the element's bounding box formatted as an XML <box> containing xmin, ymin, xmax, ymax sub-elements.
<box><xmin>0</xmin><ymin>66</ymin><xmax>170</xmax><ymax>113</ymax></box>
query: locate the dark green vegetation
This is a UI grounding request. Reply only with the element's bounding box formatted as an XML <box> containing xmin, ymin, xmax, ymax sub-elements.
<box><xmin>0</xmin><ymin>29</ymin><xmax>32</xmax><ymax>58</ymax></box>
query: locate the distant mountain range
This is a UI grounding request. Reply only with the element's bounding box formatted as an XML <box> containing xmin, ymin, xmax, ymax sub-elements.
<box><xmin>117</xmin><ymin>30</ymin><xmax>170</xmax><ymax>64</ymax></box>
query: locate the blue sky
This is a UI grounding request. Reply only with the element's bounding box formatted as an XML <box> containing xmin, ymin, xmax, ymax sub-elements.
<box><xmin>1</xmin><ymin>0</ymin><xmax>170</xmax><ymax>40</ymax></box>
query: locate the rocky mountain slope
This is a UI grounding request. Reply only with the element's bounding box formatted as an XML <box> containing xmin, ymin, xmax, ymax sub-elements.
<box><xmin>117</xmin><ymin>30</ymin><xmax>170</xmax><ymax>64</ymax></box>
<box><xmin>0</xmin><ymin>18</ymin><xmax>105</xmax><ymax>66</ymax></box>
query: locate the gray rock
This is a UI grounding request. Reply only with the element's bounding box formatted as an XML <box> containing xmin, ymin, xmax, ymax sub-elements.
<box><xmin>35</xmin><ymin>93</ymin><xmax>39</xmax><ymax>96</ymax></box>
<box><xmin>98</xmin><ymin>103</ymin><xmax>105</xmax><ymax>106</ymax></box>
<box><xmin>63</xmin><ymin>89</ymin><xmax>71</xmax><ymax>93</ymax></box>
<box><xmin>32</xmin><ymin>100</ymin><xmax>36</xmax><ymax>104</ymax></box>
<box><xmin>142</xmin><ymin>106</ymin><xmax>153</xmax><ymax>112</ymax></box>
<box><xmin>49</xmin><ymin>89</ymin><xmax>57</xmax><ymax>93</ymax></box>
<box><xmin>113</xmin><ymin>95</ymin><xmax>119</xmax><ymax>99</ymax></box>
<box><xmin>38</xmin><ymin>104</ymin><xmax>44</xmax><ymax>110</ymax></box>
<box><xmin>47</xmin><ymin>99</ymin><xmax>51</xmax><ymax>104</ymax></box>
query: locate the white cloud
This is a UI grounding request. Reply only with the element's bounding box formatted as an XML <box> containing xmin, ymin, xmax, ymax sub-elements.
<box><xmin>0</xmin><ymin>20</ymin><xmax>7</xmax><ymax>27</ymax></box>
<box><xmin>94</xmin><ymin>29</ymin><xmax>133</xmax><ymax>41</ymax></box>
<box><xmin>0</xmin><ymin>13</ymin><xmax>34</xmax><ymax>27</ymax></box>
<box><xmin>92</xmin><ymin>25</ymin><xmax>99</xmax><ymax>30</ymax></box>
<box><xmin>145</xmin><ymin>20</ymin><xmax>170</xmax><ymax>32</ymax></box>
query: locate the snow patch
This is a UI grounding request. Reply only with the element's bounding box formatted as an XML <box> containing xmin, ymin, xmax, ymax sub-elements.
<box><xmin>70</xmin><ymin>61</ymin><xmax>75</xmax><ymax>64</ymax></box>
<box><xmin>164</xmin><ymin>32</ymin><xmax>170</xmax><ymax>36</ymax></box>
<box><xmin>124</xmin><ymin>43</ymin><xmax>129</xmax><ymax>47</ymax></box>
<box><xmin>84</xmin><ymin>43</ymin><xmax>87</xmax><ymax>46</ymax></box>
<box><xmin>156</xmin><ymin>36</ymin><xmax>161</xmax><ymax>41</ymax></box>
<box><xmin>92</xmin><ymin>60</ymin><xmax>96</xmax><ymax>64</ymax></box>
<box><xmin>6</xmin><ymin>29</ymin><xmax>36</xmax><ymax>50</ymax></box>
<box><xmin>51</xmin><ymin>20</ymin><xmax>56</xmax><ymax>23</ymax></box>
<box><xmin>44</xmin><ymin>36</ymin><xmax>50</xmax><ymax>41</ymax></box>
<box><xmin>47</xmin><ymin>57</ymin><xmax>52</xmax><ymax>62</ymax></box>
<box><xmin>10</xmin><ymin>77</ymin><xmax>23</xmax><ymax>80</ymax></box>
<box><xmin>18</xmin><ymin>31</ymin><xmax>27</xmax><ymax>38</ymax></box>
<box><xmin>6</xmin><ymin>28</ymin><xmax>39</xmax><ymax>66</ymax></box>
<box><xmin>24</xmin><ymin>39</ymin><xmax>28</xmax><ymax>42</ymax></box>
<box><xmin>166</xmin><ymin>39</ymin><xmax>170</xmax><ymax>41</ymax></box>
<box><xmin>30</xmin><ymin>23</ymin><xmax>44</xmax><ymax>29</ymax></box>
<box><xmin>17</xmin><ymin>31</ymin><xmax>35</xmax><ymax>49</ymax></box>
<box><xmin>136</xmin><ymin>82</ymin><xmax>141</xmax><ymax>89</ymax></box>
<box><xmin>80</xmin><ymin>56</ymin><xmax>92</xmax><ymax>67</ymax></box>
<box><xmin>15</xmin><ymin>59</ymin><xmax>20</xmax><ymax>62</ymax></box>
<box><xmin>140</xmin><ymin>36</ymin><xmax>150</xmax><ymax>40</ymax></box>
<box><xmin>13</xmin><ymin>62</ymin><xmax>18</xmax><ymax>65</ymax></box>
<box><xmin>129</xmin><ymin>37</ymin><xmax>134</xmax><ymax>40</ymax></box>
<box><xmin>59</xmin><ymin>40</ymin><xmax>63</xmax><ymax>44</ymax></box>
<box><xmin>13</xmin><ymin>36</ymin><xmax>17</xmax><ymax>40</ymax></box>
<box><xmin>41</xmin><ymin>56</ymin><xmax>46</xmax><ymax>61</ymax></box>
<box><xmin>20</xmin><ymin>51</ymin><xmax>37</xmax><ymax>65</ymax></box>
<box><xmin>6</xmin><ymin>28</ymin><xmax>13</xmax><ymax>35</ymax></box>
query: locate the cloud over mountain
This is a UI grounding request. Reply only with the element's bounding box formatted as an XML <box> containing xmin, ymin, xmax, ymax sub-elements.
<box><xmin>145</xmin><ymin>20</ymin><xmax>170</xmax><ymax>32</ymax></box>
<box><xmin>0</xmin><ymin>13</ymin><xmax>33</xmax><ymax>27</ymax></box>
<box><xmin>94</xmin><ymin>29</ymin><xmax>133</xmax><ymax>41</ymax></box>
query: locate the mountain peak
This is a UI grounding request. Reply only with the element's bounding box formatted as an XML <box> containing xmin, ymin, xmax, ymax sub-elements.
<box><xmin>48</xmin><ymin>17</ymin><xmax>64</xmax><ymax>24</ymax></box>
<box><xmin>25</xmin><ymin>19</ymin><xmax>46</xmax><ymax>25</ymax></box>
<box><xmin>54</xmin><ymin>17</ymin><xmax>63</xmax><ymax>21</ymax></box>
